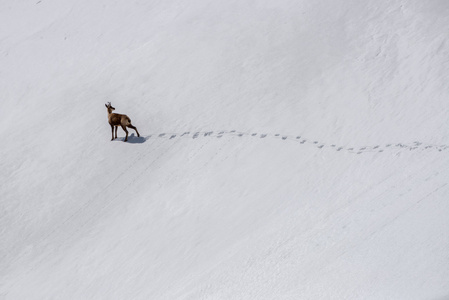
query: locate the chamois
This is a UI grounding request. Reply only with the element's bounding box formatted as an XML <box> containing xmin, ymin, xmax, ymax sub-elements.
<box><xmin>105</xmin><ymin>102</ymin><xmax>140</xmax><ymax>142</ymax></box>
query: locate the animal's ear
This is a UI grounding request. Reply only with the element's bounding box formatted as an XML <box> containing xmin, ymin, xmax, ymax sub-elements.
<box><xmin>105</xmin><ymin>104</ymin><xmax>108</xmax><ymax>108</ymax></box>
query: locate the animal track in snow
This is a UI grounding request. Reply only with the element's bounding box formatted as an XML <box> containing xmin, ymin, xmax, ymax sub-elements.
<box><xmin>143</xmin><ymin>130</ymin><xmax>448</xmax><ymax>155</ymax></box>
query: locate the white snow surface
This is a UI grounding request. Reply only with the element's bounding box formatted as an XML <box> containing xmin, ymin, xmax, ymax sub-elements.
<box><xmin>1</xmin><ymin>0</ymin><xmax>449</xmax><ymax>299</ymax></box>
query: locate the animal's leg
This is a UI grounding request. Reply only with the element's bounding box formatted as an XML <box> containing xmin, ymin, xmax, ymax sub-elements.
<box><xmin>121</xmin><ymin>125</ymin><xmax>129</xmax><ymax>142</ymax></box>
<box><xmin>128</xmin><ymin>124</ymin><xmax>140</xmax><ymax>137</ymax></box>
<box><xmin>111</xmin><ymin>124</ymin><xmax>115</xmax><ymax>140</ymax></box>
<box><xmin>114</xmin><ymin>126</ymin><xmax>118</xmax><ymax>139</ymax></box>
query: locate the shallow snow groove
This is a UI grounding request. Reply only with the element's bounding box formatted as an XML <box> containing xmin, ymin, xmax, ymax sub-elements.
<box><xmin>0</xmin><ymin>138</ymin><xmax>180</xmax><ymax>271</ymax></box>
<box><xmin>128</xmin><ymin>130</ymin><xmax>449</xmax><ymax>154</ymax></box>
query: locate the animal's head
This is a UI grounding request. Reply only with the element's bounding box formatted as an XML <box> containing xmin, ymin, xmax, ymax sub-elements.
<box><xmin>105</xmin><ymin>102</ymin><xmax>115</xmax><ymax>112</ymax></box>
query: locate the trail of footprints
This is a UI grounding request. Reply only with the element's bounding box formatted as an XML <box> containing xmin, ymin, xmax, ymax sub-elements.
<box><xmin>145</xmin><ymin>131</ymin><xmax>449</xmax><ymax>154</ymax></box>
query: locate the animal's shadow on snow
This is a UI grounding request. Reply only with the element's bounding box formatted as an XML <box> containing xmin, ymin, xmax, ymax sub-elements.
<box><xmin>113</xmin><ymin>133</ymin><xmax>149</xmax><ymax>144</ymax></box>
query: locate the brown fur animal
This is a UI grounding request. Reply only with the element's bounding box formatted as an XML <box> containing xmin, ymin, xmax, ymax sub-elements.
<box><xmin>105</xmin><ymin>102</ymin><xmax>140</xmax><ymax>142</ymax></box>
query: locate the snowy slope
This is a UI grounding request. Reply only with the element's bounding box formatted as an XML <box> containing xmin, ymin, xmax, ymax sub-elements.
<box><xmin>1</xmin><ymin>0</ymin><xmax>449</xmax><ymax>299</ymax></box>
